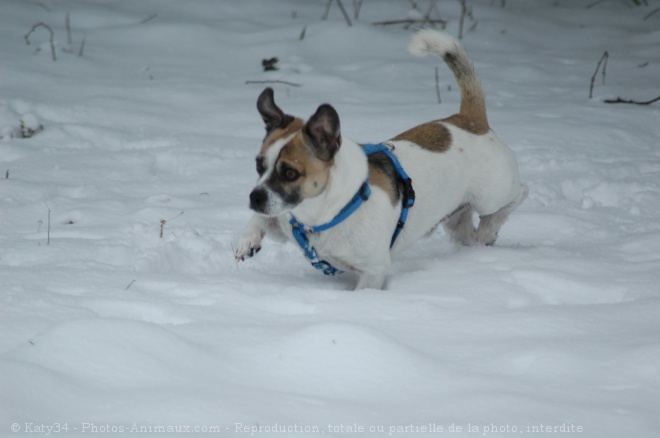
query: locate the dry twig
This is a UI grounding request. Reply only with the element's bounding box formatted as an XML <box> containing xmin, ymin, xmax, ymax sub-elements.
<box><xmin>25</xmin><ymin>22</ymin><xmax>57</xmax><ymax>61</ymax></box>
<box><xmin>159</xmin><ymin>211</ymin><xmax>184</xmax><ymax>238</ymax></box>
<box><xmin>435</xmin><ymin>67</ymin><xmax>442</xmax><ymax>103</ymax></box>
<box><xmin>377</xmin><ymin>0</ymin><xmax>445</xmax><ymax>29</ymax></box>
<box><xmin>604</xmin><ymin>95</ymin><xmax>660</xmax><ymax>105</ymax></box>
<box><xmin>643</xmin><ymin>8</ymin><xmax>659</xmax><ymax>20</ymax></box>
<box><xmin>372</xmin><ymin>18</ymin><xmax>447</xmax><ymax>27</ymax></box>
<box><xmin>458</xmin><ymin>0</ymin><xmax>468</xmax><ymax>40</ymax></box>
<box><xmin>589</xmin><ymin>51</ymin><xmax>609</xmax><ymax>99</ymax></box>
<box><xmin>78</xmin><ymin>37</ymin><xmax>86</xmax><ymax>57</ymax></box>
<box><xmin>230</xmin><ymin>243</ymin><xmax>239</xmax><ymax>270</ymax></box>
<box><xmin>586</xmin><ymin>0</ymin><xmax>608</xmax><ymax>9</ymax></box>
<box><xmin>323</xmin><ymin>0</ymin><xmax>352</xmax><ymax>26</ymax></box>
<box><xmin>44</xmin><ymin>202</ymin><xmax>51</xmax><ymax>245</ymax></box>
<box><xmin>140</xmin><ymin>14</ymin><xmax>158</xmax><ymax>24</ymax></box>
<box><xmin>65</xmin><ymin>13</ymin><xmax>72</xmax><ymax>45</ymax></box>
<box><xmin>353</xmin><ymin>0</ymin><xmax>365</xmax><ymax>20</ymax></box>
<box><xmin>246</xmin><ymin>80</ymin><xmax>302</xmax><ymax>87</ymax></box>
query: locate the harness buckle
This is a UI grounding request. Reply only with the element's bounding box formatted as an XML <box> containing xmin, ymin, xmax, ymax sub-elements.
<box><xmin>359</xmin><ymin>183</ymin><xmax>370</xmax><ymax>201</ymax></box>
<box><xmin>402</xmin><ymin>177</ymin><xmax>415</xmax><ymax>207</ymax></box>
<box><xmin>312</xmin><ymin>260</ymin><xmax>338</xmax><ymax>276</ymax></box>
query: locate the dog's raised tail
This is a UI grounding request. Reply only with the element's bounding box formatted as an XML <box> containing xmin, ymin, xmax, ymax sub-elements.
<box><xmin>409</xmin><ymin>30</ymin><xmax>489</xmax><ymax>134</ymax></box>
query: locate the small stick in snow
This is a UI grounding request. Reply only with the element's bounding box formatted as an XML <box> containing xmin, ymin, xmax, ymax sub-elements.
<box><xmin>160</xmin><ymin>219</ymin><xmax>166</xmax><ymax>238</ymax></box>
<box><xmin>159</xmin><ymin>211</ymin><xmax>184</xmax><ymax>238</ymax></box>
<box><xmin>125</xmin><ymin>279</ymin><xmax>136</xmax><ymax>290</ymax></box>
<box><xmin>245</xmin><ymin>80</ymin><xmax>302</xmax><ymax>88</ymax></box>
<box><xmin>140</xmin><ymin>14</ymin><xmax>158</xmax><ymax>25</ymax></box>
<box><xmin>230</xmin><ymin>243</ymin><xmax>239</xmax><ymax>270</ymax></box>
<box><xmin>35</xmin><ymin>2</ymin><xmax>50</xmax><ymax>12</ymax></box>
<box><xmin>435</xmin><ymin>67</ymin><xmax>442</xmax><ymax>103</ymax></box>
<box><xmin>322</xmin><ymin>0</ymin><xmax>332</xmax><ymax>20</ymax></box>
<box><xmin>335</xmin><ymin>0</ymin><xmax>353</xmax><ymax>27</ymax></box>
<box><xmin>44</xmin><ymin>202</ymin><xmax>51</xmax><ymax>245</ymax></box>
<box><xmin>372</xmin><ymin>19</ymin><xmax>447</xmax><ymax>27</ymax></box>
<box><xmin>586</xmin><ymin>0</ymin><xmax>608</xmax><ymax>9</ymax></box>
<box><xmin>187</xmin><ymin>222</ymin><xmax>201</xmax><ymax>236</ymax></box>
<box><xmin>65</xmin><ymin>13</ymin><xmax>72</xmax><ymax>45</ymax></box>
<box><xmin>167</xmin><ymin>211</ymin><xmax>185</xmax><ymax>222</ymax></box>
<box><xmin>78</xmin><ymin>37</ymin><xmax>86</xmax><ymax>57</ymax></box>
<box><xmin>24</xmin><ymin>22</ymin><xmax>57</xmax><ymax>62</ymax></box>
<box><xmin>643</xmin><ymin>8</ymin><xmax>659</xmax><ymax>20</ymax></box>
<box><xmin>353</xmin><ymin>0</ymin><xmax>365</xmax><ymax>20</ymax></box>
<box><xmin>458</xmin><ymin>0</ymin><xmax>468</xmax><ymax>40</ymax></box>
<box><xmin>604</xmin><ymin>95</ymin><xmax>660</xmax><ymax>106</ymax></box>
<box><xmin>322</xmin><ymin>0</ymin><xmax>353</xmax><ymax>27</ymax></box>
<box><xmin>5</xmin><ymin>170</ymin><xmax>8</xmax><ymax>179</ymax></box>
<box><xmin>589</xmin><ymin>51</ymin><xmax>609</xmax><ymax>99</ymax></box>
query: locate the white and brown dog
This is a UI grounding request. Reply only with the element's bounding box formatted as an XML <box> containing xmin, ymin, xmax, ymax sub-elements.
<box><xmin>235</xmin><ymin>30</ymin><xmax>528</xmax><ymax>290</ymax></box>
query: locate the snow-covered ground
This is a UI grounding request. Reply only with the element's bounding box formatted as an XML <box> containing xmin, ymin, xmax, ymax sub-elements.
<box><xmin>1</xmin><ymin>0</ymin><xmax>659</xmax><ymax>436</ymax></box>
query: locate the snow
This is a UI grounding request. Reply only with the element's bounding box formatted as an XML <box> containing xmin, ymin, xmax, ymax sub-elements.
<box><xmin>1</xmin><ymin>0</ymin><xmax>659</xmax><ymax>437</ymax></box>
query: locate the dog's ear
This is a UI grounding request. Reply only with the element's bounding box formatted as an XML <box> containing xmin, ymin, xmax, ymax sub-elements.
<box><xmin>304</xmin><ymin>104</ymin><xmax>341</xmax><ymax>161</ymax></box>
<box><xmin>257</xmin><ymin>87</ymin><xmax>293</xmax><ymax>135</ymax></box>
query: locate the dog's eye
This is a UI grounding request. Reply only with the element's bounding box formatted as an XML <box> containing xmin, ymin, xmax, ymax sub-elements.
<box><xmin>281</xmin><ymin>167</ymin><xmax>300</xmax><ymax>182</ymax></box>
<box><xmin>255</xmin><ymin>158</ymin><xmax>265</xmax><ymax>176</ymax></box>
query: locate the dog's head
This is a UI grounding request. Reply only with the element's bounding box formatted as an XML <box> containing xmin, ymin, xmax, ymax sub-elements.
<box><xmin>248</xmin><ymin>88</ymin><xmax>342</xmax><ymax>216</ymax></box>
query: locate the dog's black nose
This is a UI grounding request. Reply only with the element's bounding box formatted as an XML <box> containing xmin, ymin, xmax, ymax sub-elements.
<box><xmin>249</xmin><ymin>188</ymin><xmax>268</xmax><ymax>212</ymax></box>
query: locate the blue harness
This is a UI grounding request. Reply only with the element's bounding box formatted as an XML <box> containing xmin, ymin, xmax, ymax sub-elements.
<box><xmin>289</xmin><ymin>143</ymin><xmax>415</xmax><ymax>276</ymax></box>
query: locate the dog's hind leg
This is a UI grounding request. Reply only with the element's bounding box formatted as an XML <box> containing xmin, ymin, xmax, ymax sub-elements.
<box><xmin>442</xmin><ymin>203</ymin><xmax>477</xmax><ymax>245</ymax></box>
<box><xmin>476</xmin><ymin>185</ymin><xmax>528</xmax><ymax>246</ymax></box>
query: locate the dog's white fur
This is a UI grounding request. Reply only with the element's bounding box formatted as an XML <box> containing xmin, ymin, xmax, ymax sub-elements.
<box><xmin>236</xmin><ymin>30</ymin><xmax>528</xmax><ymax>290</ymax></box>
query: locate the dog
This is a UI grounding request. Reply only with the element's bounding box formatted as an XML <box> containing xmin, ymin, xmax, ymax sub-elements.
<box><xmin>235</xmin><ymin>30</ymin><xmax>528</xmax><ymax>290</ymax></box>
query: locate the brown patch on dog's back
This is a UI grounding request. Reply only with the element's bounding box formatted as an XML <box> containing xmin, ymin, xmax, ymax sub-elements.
<box><xmin>259</xmin><ymin>118</ymin><xmax>305</xmax><ymax>154</ymax></box>
<box><xmin>367</xmin><ymin>154</ymin><xmax>400</xmax><ymax>206</ymax></box>
<box><xmin>442</xmin><ymin>113</ymin><xmax>489</xmax><ymax>135</ymax></box>
<box><xmin>391</xmin><ymin>121</ymin><xmax>452</xmax><ymax>152</ymax></box>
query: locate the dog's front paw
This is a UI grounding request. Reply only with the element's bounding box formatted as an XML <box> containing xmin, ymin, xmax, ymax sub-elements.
<box><xmin>235</xmin><ymin>230</ymin><xmax>265</xmax><ymax>261</ymax></box>
<box><xmin>236</xmin><ymin>245</ymin><xmax>261</xmax><ymax>261</ymax></box>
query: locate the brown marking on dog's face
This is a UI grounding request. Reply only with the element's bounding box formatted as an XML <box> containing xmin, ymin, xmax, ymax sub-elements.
<box><xmin>391</xmin><ymin>121</ymin><xmax>452</xmax><ymax>152</ymax></box>
<box><xmin>276</xmin><ymin>133</ymin><xmax>332</xmax><ymax>199</ymax></box>
<box><xmin>251</xmin><ymin>95</ymin><xmax>343</xmax><ymax>216</ymax></box>
<box><xmin>442</xmin><ymin>113</ymin><xmax>489</xmax><ymax>136</ymax></box>
<box><xmin>251</xmin><ymin>127</ymin><xmax>333</xmax><ymax>215</ymax></box>
<box><xmin>259</xmin><ymin>118</ymin><xmax>305</xmax><ymax>155</ymax></box>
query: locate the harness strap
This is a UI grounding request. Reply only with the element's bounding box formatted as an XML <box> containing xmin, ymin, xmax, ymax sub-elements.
<box><xmin>304</xmin><ymin>182</ymin><xmax>371</xmax><ymax>234</ymax></box>
<box><xmin>289</xmin><ymin>143</ymin><xmax>415</xmax><ymax>276</ymax></box>
<box><xmin>289</xmin><ymin>181</ymin><xmax>370</xmax><ymax>276</ymax></box>
<box><xmin>290</xmin><ymin>217</ymin><xmax>342</xmax><ymax>276</ymax></box>
<box><xmin>362</xmin><ymin>143</ymin><xmax>416</xmax><ymax>247</ymax></box>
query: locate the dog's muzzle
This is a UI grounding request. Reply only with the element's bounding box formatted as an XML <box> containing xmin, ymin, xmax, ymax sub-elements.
<box><xmin>249</xmin><ymin>188</ymin><xmax>268</xmax><ymax>213</ymax></box>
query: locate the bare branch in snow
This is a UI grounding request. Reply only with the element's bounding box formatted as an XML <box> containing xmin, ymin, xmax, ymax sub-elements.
<box><xmin>43</xmin><ymin>202</ymin><xmax>51</xmax><ymax>245</ymax></box>
<box><xmin>435</xmin><ymin>67</ymin><xmax>442</xmax><ymax>104</ymax></box>
<box><xmin>322</xmin><ymin>0</ymin><xmax>352</xmax><ymax>27</ymax></box>
<box><xmin>604</xmin><ymin>96</ymin><xmax>660</xmax><ymax>105</ymax></box>
<box><xmin>25</xmin><ymin>22</ymin><xmax>57</xmax><ymax>61</ymax></box>
<box><xmin>246</xmin><ymin>80</ymin><xmax>302</xmax><ymax>88</ymax></box>
<box><xmin>589</xmin><ymin>51</ymin><xmax>609</xmax><ymax>99</ymax></box>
